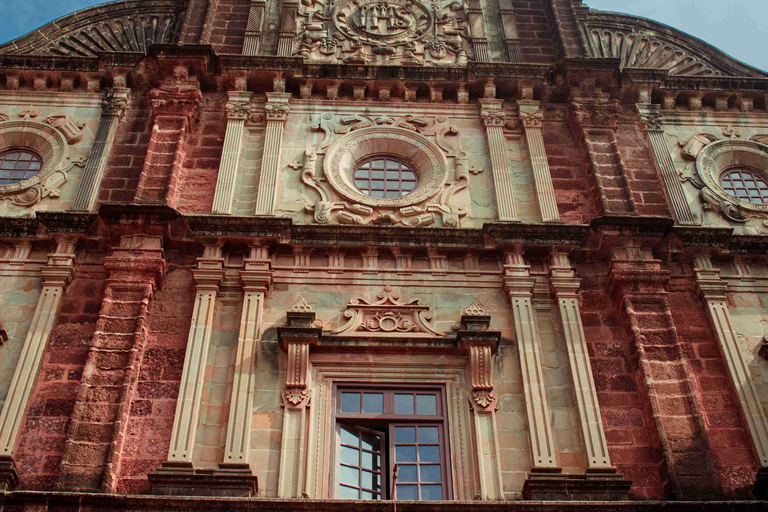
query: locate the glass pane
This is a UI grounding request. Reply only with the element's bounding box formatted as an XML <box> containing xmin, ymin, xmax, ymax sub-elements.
<box><xmin>363</xmin><ymin>393</ymin><xmax>383</xmax><ymax>414</ymax></box>
<box><xmin>395</xmin><ymin>426</ymin><xmax>416</xmax><ymax>443</ymax></box>
<box><xmin>419</xmin><ymin>445</ymin><xmax>440</xmax><ymax>463</ymax></box>
<box><xmin>371</xmin><ymin>171</ymin><xmax>385</xmax><ymax>179</ymax></box>
<box><xmin>395</xmin><ymin>394</ymin><xmax>414</xmax><ymax>415</ymax></box>
<box><xmin>362</xmin><ymin>470</ymin><xmax>380</xmax><ymax>490</ymax></box>
<box><xmin>361</xmin><ymin>432</ymin><xmax>379</xmax><ymax>451</ymax></box>
<box><xmin>395</xmin><ymin>445</ymin><xmax>417</xmax><ymax>462</ymax></box>
<box><xmin>420</xmin><ymin>465</ymin><xmax>441</xmax><ymax>483</ymax></box>
<box><xmin>341</xmin><ymin>446</ymin><xmax>359</xmax><ymax>465</ymax></box>
<box><xmin>396</xmin><ymin>484</ymin><xmax>418</xmax><ymax>500</ymax></box>
<box><xmin>340</xmin><ymin>465</ymin><xmax>360</xmax><ymax>486</ymax></box>
<box><xmin>416</xmin><ymin>395</ymin><xmax>437</xmax><ymax>415</ymax></box>
<box><xmin>361</xmin><ymin>490</ymin><xmax>375</xmax><ymax>500</ymax></box>
<box><xmin>341</xmin><ymin>392</ymin><xmax>361</xmax><ymax>413</ymax></box>
<box><xmin>340</xmin><ymin>427</ymin><xmax>359</xmax><ymax>446</ymax></box>
<box><xmin>361</xmin><ymin>450</ymin><xmax>378</xmax><ymax>470</ymax></box>
<box><xmin>421</xmin><ymin>484</ymin><xmax>442</xmax><ymax>500</ymax></box>
<box><xmin>418</xmin><ymin>426</ymin><xmax>439</xmax><ymax>443</ymax></box>
<box><xmin>339</xmin><ymin>485</ymin><xmax>359</xmax><ymax>499</ymax></box>
<box><xmin>397</xmin><ymin>464</ymin><xmax>417</xmax><ymax>482</ymax></box>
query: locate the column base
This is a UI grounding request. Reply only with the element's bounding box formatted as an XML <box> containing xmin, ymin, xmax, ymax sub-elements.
<box><xmin>148</xmin><ymin>461</ymin><xmax>258</xmax><ymax>497</ymax></box>
<box><xmin>0</xmin><ymin>456</ymin><xmax>19</xmax><ymax>490</ymax></box>
<box><xmin>523</xmin><ymin>467</ymin><xmax>632</xmax><ymax>501</ymax></box>
<box><xmin>754</xmin><ymin>467</ymin><xmax>768</xmax><ymax>500</ymax></box>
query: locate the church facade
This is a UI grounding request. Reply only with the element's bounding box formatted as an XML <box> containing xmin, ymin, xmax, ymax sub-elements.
<box><xmin>0</xmin><ymin>0</ymin><xmax>767</xmax><ymax>509</ymax></box>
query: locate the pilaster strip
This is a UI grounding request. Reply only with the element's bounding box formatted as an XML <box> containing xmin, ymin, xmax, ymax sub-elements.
<box><xmin>167</xmin><ymin>245</ymin><xmax>224</xmax><ymax>463</ymax></box>
<box><xmin>497</xmin><ymin>0</ymin><xmax>523</xmax><ymax>62</ymax></box>
<box><xmin>72</xmin><ymin>89</ymin><xmax>128</xmax><ymax>211</ymax></box>
<box><xmin>0</xmin><ymin>240</ymin><xmax>75</xmax><ymax>457</ymax></box>
<box><xmin>223</xmin><ymin>246</ymin><xmax>271</xmax><ymax>464</ymax></box>
<box><xmin>519</xmin><ymin>101</ymin><xmax>560</xmax><ymax>223</ymax></box>
<box><xmin>504</xmin><ymin>252</ymin><xmax>557</xmax><ymax>469</ymax></box>
<box><xmin>243</xmin><ymin>0</ymin><xmax>267</xmax><ymax>55</ymax></box>
<box><xmin>255</xmin><ymin>93</ymin><xmax>290</xmax><ymax>215</ymax></box>
<box><xmin>466</xmin><ymin>0</ymin><xmax>491</xmax><ymax>62</ymax></box>
<box><xmin>694</xmin><ymin>255</ymin><xmax>768</xmax><ymax>467</ymax></box>
<box><xmin>550</xmin><ymin>253</ymin><xmax>612</xmax><ymax>469</ymax></box>
<box><xmin>277</xmin><ymin>0</ymin><xmax>299</xmax><ymax>57</ymax></box>
<box><xmin>480</xmin><ymin>100</ymin><xmax>517</xmax><ymax>222</ymax></box>
<box><xmin>638</xmin><ymin>104</ymin><xmax>696</xmax><ymax>225</ymax></box>
<box><xmin>212</xmin><ymin>92</ymin><xmax>252</xmax><ymax>214</ymax></box>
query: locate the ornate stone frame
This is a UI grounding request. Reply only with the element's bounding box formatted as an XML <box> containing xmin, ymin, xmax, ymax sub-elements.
<box><xmin>323</xmin><ymin>126</ymin><xmax>449</xmax><ymax>209</ymax></box>
<box><xmin>0</xmin><ymin>120</ymin><xmax>70</xmax><ymax>207</ymax></box>
<box><xmin>695</xmin><ymin>139</ymin><xmax>768</xmax><ymax>222</ymax></box>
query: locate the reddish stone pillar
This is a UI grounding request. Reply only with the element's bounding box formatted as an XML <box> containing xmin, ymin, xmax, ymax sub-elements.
<box><xmin>568</xmin><ymin>91</ymin><xmax>637</xmax><ymax>216</ymax></box>
<box><xmin>608</xmin><ymin>246</ymin><xmax>721</xmax><ymax>500</ymax></box>
<box><xmin>57</xmin><ymin>235</ymin><xmax>165</xmax><ymax>492</ymax></box>
<box><xmin>134</xmin><ymin>70</ymin><xmax>201</xmax><ymax>208</ymax></box>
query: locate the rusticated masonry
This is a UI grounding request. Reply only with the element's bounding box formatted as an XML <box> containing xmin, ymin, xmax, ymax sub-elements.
<box><xmin>568</xmin><ymin>91</ymin><xmax>637</xmax><ymax>217</ymax></box>
<box><xmin>57</xmin><ymin>236</ymin><xmax>165</xmax><ymax>492</ymax></box>
<box><xmin>134</xmin><ymin>70</ymin><xmax>202</xmax><ymax>207</ymax></box>
<box><xmin>609</xmin><ymin>246</ymin><xmax>720</xmax><ymax>500</ymax></box>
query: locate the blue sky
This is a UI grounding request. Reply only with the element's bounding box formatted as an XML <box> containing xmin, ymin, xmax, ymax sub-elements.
<box><xmin>0</xmin><ymin>0</ymin><xmax>766</xmax><ymax>72</ymax></box>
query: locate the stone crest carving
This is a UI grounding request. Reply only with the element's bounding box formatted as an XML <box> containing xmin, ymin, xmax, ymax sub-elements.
<box><xmin>333</xmin><ymin>285</ymin><xmax>444</xmax><ymax>337</ymax></box>
<box><xmin>296</xmin><ymin>0</ymin><xmax>472</xmax><ymax>66</ymax></box>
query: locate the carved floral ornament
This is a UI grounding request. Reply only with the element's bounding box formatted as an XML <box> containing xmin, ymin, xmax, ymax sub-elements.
<box><xmin>688</xmin><ymin>139</ymin><xmax>768</xmax><ymax>223</ymax></box>
<box><xmin>296</xmin><ymin>116</ymin><xmax>473</xmax><ymax>227</ymax></box>
<box><xmin>0</xmin><ymin>113</ymin><xmax>88</xmax><ymax>209</ymax></box>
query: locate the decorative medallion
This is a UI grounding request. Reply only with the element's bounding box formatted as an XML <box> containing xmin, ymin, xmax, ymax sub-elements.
<box><xmin>333</xmin><ymin>0</ymin><xmax>432</xmax><ymax>47</ymax></box>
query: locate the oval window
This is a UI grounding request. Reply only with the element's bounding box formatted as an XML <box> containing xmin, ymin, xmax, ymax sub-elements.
<box><xmin>0</xmin><ymin>148</ymin><xmax>43</xmax><ymax>186</ymax></box>
<box><xmin>353</xmin><ymin>157</ymin><xmax>418</xmax><ymax>199</ymax></box>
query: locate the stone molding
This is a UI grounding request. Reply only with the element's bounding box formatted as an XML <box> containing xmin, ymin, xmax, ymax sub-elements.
<box><xmin>480</xmin><ymin>99</ymin><xmax>517</xmax><ymax>222</ymax></box>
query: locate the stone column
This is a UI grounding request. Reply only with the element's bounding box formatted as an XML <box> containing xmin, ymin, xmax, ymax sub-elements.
<box><xmin>503</xmin><ymin>251</ymin><xmax>557</xmax><ymax>471</ymax></box>
<box><xmin>480</xmin><ymin>100</ymin><xmax>518</xmax><ymax>222</ymax></box>
<box><xmin>0</xmin><ymin>239</ymin><xmax>76</xmax><ymax>489</ymax></box>
<box><xmin>609</xmin><ymin>246</ymin><xmax>720</xmax><ymax>500</ymax></box>
<box><xmin>519</xmin><ymin>101</ymin><xmax>560</xmax><ymax>223</ymax></box>
<box><xmin>277</xmin><ymin>301</ymin><xmax>320</xmax><ymax>498</ymax></box>
<box><xmin>637</xmin><ymin>104</ymin><xmax>696</xmax><ymax>225</ymax></box>
<box><xmin>212</xmin><ymin>92</ymin><xmax>252</xmax><ymax>214</ymax></box>
<box><xmin>243</xmin><ymin>0</ymin><xmax>267</xmax><ymax>55</ymax></box>
<box><xmin>277</xmin><ymin>0</ymin><xmax>299</xmax><ymax>56</ymax></box>
<box><xmin>222</xmin><ymin>246</ymin><xmax>271</xmax><ymax>467</ymax></box>
<box><xmin>457</xmin><ymin>305</ymin><xmax>504</xmax><ymax>500</ymax></box>
<box><xmin>694</xmin><ymin>255</ymin><xmax>768</xmax><ymax>495</ymax></box>
<box><xmin>72</xmin><ymin>88</ymin><xmax>129</xmax><ymax>211</ymax></box>
<box><xmin>498</xmin><ymin>0</ymin><xmax>522</xmax><ymax>62</ymax></box>
<box><xmin>135</xmin><ymin>70</ymin><xmax>201</xmax><ymax>207</ymax></box>
<box><xmin>568</xmin><ymin>95</ymin><xmax>637</xmax><ymax>216</ymax></box>
<box><xmin>58</xmin><ymin>235</ymin><xmax>165</xmax><ymax>492</ymax></box>
<box><xmin>255</xmin><ymin>93</ymin><xmax>290</xmax><ymax>215</ymax></box>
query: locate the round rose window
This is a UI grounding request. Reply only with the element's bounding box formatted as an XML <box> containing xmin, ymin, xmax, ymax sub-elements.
<box><xmin>354</xmin><ymin>157</ymin><xmax>418</xmax><ymax>199</ymax></box>
<box><xmin>720</xmin><ymin>167</ymin><xmax>768</xmax><ymax>205</ymax></box>
<box><xmin>0</xmin><ymin>149</ymin><xmax>43</xmax><ymax>186</ymax></box>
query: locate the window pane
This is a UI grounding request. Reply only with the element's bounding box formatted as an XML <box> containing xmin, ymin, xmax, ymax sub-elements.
<box><xmin>362</xmin><ymin>470</ymin><xmax>380</xmax><ymax>490</ymax></box>
<box><xmin>340</xmin><ymin>465</ymin><xmax>360</xmax><ymax>486</ymax></box>
<box><xmin>341</xmin><ymin>392</ymin><xmax>361</xmax><ymax>413</ymax></box>
<box><xmin>341</xmin><ymin>446</ymin><xmax>359</xmax><ymax>465</ymax></box>
<box><xmin>361</xmin><ymin>490</ymin><xmax>376</xmax><ymax>500</ymax></box>
<box><xmin>416</xmin><ymin>395</ymin><xmax>437</xmax><ymax>415</ymax></box>
<box><xmin>363</xmin><ymin>393</ymin><xmax>383</xmax><ymax>414</ymax></box>
<box><xmin>395</xmin><ymin>426</ymin><xmax>416</xmax><ymax>443</ymax></box>
<box><xmin>395</xmin><ymin>394</ymin><xmax>414</xmax><ymax>415</ymax></box>
<box><xmin>398</xmin><ymin>464</ymin><xmax>417</xmax><ymax>482</ymax></box>
<box><xmin>0</xmin><ymin>149</ymin><xmax>43</xmax><ymax>185</ymax></box>
<box><xmin>396</xmin><ymin>484</ymin><xmax>418</xmax><ymax>500</ymax></box>
<box><xmin>420</xmin><ymin>465</ymin><xmax>441</xmax><ymax>483</ymax></box>
<box><xmin>395</xmin><ymin>445</ymin><xmax>417</xmax><ymax>462</ymax></box>
<box><xmin>418</xmin><ymin>426</ymin><xmax>439</xmax><ymax>443</ymax></box>
<box><xmin>339</xmin><ymin>485</ymin><xmax>359</xmax><ymax>499</ymax></box>
<box><xmin>419</xmin><ymin>445</ymin><xmax>440</xmax><ymax>463</ymax></box>
<box><xmin>421</xmin><ymin>484</ymin><xmax>443</xmax><ymax>500</ymax></box>
<box><xmin>341</xmin><ymin>426</ymin><xmax>359</xmax><ymax>446</ymax></box>
<box><xmin>361</xmin><ymin>450</ymin><xmax>378</xmax><ymax>470</ymax></box>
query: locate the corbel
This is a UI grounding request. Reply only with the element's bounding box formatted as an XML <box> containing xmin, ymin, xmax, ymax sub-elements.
<box><xmin>457</xmin><ymin>302</ymin><xmax>500</xmax><ymax>411</ymax></box>
<box><xmin>278</xmin><ymin>299</ymin><xmax>322</xmax><ymax>409</ymax></box>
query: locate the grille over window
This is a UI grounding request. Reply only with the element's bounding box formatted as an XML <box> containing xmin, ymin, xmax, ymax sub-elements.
<box><xmin>720</xmin><ymin>167</ymin><xmax>768</xmax><ymax>204</ymax></box>
<box><xmin>0</xmin><ymin>149</ymin><xmax>43</xmax><ymax>186</ymax></box>
<box><xmin>354</xmin><ymin>157</ymin><xmax>418</xmax><ymax>199</ymax></box>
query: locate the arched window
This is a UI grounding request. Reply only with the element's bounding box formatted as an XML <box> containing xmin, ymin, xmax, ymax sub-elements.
<box><xmin>354</xmin><ymin>157</ymin><xmax>418</xmax><ymax>199</ymax></box>
<box><xmin>0</xmin><ymin>149</ymin><xmax>43</xmax><ymax>186</ymax></box>
<box><xmin>720</xmin><ymin>167</ymin><xmax>768</xmax><ymax>204</ymax></box>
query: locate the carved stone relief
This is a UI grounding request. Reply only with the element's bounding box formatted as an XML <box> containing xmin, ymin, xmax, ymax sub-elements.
<box><xmin>293</xmin><ymin>113</ymin><xmax>474</xmax><ymax>227</ymax></box>
<box><xmin>295</xmin><ymin>0</ymin><xmax>473</xmax><ymax>66</ymax></box>
<box><xmin>0</xmin><ymin>113</ymin><xmax>89</xmax><ymax>211</ymax></box>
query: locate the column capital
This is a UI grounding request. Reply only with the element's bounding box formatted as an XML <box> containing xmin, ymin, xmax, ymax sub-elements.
<box><xmin>637</xmin><ymin>103</ymin><xmax>665</xmax><ymax>133</ymax></box>
<box><xmin>193</xmin><ymin>244</ymin><xmax>224</xmax><ymax>290</ymax></box>
<box><xmin>693</xmin><ymin>254</ymin><xmax>728</xmax><ymax>300</ymax></box>
<box><xmin>265</xmin><ymin>92</ymin><xmax>291</xmax><ymax>122</ymax></box>
<box><xmin>568</xmin><ymin>96</ymin><xmax>622</xmax><ymax>131</ymax></box>
<box><xmin>149</xmin><ymin>82</ymin><xmax>202</xmax><ymax>126</ymax></box>
<box><xmin>226</xmin><ymin>91</ymin><xmax>253</xmax><ymax>120</ymax></box>
<box><xmin>103</xmin><ymin>235</ymin><xmax>165</xmax><ymax>289</ymax></box>
<box><xmin>518</xmin><ymin>100</ymin><xmax>543</xmax><ymax>129</ymax></box>
<box><xmin>101</xmin><ymin>88</ymin><xmax>130</xmax><ymax>119</ymax></box>
<box><xmin>479</xmin><ymin>99</ymin><xmax>505</xmax><ymax>127</ymax></box>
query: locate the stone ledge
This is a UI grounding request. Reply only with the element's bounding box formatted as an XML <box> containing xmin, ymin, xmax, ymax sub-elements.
<box><xmin>148</xmin><ymin>463</ymin><xmax>258</xmax><ymax>498</ymax></box>
<box><xmin>523</xmin><ymin>469</ymin><xmax>633</xmax><ymax>501</ymax></box>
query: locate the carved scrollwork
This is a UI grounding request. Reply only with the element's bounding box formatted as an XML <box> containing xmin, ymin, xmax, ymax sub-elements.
<box><xmin>283</xmin><ymin>388</ymin><xmax>311</xmax><ymax>407</ymax></box>
<box><xmin>265</xmin><ymin>102</ymin><xmax>290</xmax><ymax>121</ymax></box>
<box><xmin>472</xmin><ymin>390</ymin><xmax>498</xmax><ymax>410</ymax></box>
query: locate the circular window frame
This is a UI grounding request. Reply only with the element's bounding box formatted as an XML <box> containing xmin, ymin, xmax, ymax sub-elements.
<box><xmin>695</xmin><ymin>139</ymin><xmax>768</xmax><ymax>214</ymax></box>
<box><xmin>718</xmin><ymin>165</ymin><xmax>768</xmax><ymax>205</ymax></box>
<box><xmin>0</xmin><ymin>147</ymin><xmax>45</xmax><ymax>186</ymax></box>
<box><xmin>0</xmin><ymin>120</ymin><xmax>69</xmax><ymax>194</ymax></box>
<box><xmin>324</xmin><ymin>127</ymin><xmax>449</xmax><ymax>208</ymax></box>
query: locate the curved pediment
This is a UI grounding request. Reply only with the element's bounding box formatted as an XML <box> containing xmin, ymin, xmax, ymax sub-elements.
<box><xmin>0</xmin><ymin>0</ymin><xmax>185</xmax><ymax>57</ymax></box>
<box><xmin>583</xmin><ymin>10</ymin><xmax>767</xmax><ymax>78</ymax></box>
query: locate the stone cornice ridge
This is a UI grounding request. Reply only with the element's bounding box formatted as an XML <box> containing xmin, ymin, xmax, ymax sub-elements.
<box><xmin>582</xmin><ymin>10</ymin><xmax>768</xmax><ymax>78</ymax></box>
<box><xmin>0</xmin><ymin>0</ymin><xmax>185</xmax><ymax>57</ymax></box>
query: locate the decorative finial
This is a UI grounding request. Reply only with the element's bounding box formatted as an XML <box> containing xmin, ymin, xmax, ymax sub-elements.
<box><xmin>465</xmin><ymin>301</ymin><xmax>487</xmax><ymax>316</ymax></box>
<box><xmin>289</xmin><ymin>297</ymin><xmax>314</xmax><ymax>313</ymax></box>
